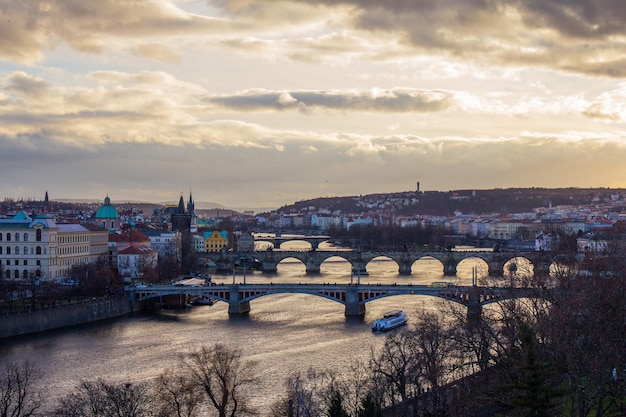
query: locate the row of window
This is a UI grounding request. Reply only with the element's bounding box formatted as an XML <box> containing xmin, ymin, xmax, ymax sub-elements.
<box><xmin>0</xmin><ymin>230</ymin><xmax>43</xmax><ymax>242</ymax></box>
<box><xmin>5</xmin><ymin>269</ymin><xmax>42</xmax><ymax>279</ymax></box>
<box><xmin>58</xmin><ymin>235</ymin><xmax>89</xmax><ymax>244</ymax></box>
<box><xmin>0</xmin><ymin>246</ymin><xmax>45</xmax><ymax>255</ymax></box>
<box><xmin>2</xmin><ymin>259</ymin><xmax>41</xmax><ymax>266</ymax></box>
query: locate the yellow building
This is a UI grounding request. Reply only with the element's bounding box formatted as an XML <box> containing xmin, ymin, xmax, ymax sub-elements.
<box><xmin>204</xmin><ymin>231</ymin><xmax>228</xmax><ymax>252</ymax></box>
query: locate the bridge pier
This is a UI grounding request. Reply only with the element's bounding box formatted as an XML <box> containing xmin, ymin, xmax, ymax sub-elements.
<box><xmin>345</xmin><ymin>287</ymin><xmax>365</xmax><ymax>317</ymax></box>
<box><xmin>443</xmin><ymin>262</ymin><xmax>457</xmax><ymax>276</ymax></box>
<box><xmin>228</xmin><ymin>286</ymin><xmax>250</xmax><ymax>315</ymax></box>
<box><xmin>398</xmin><ymin>261</ymin><xmax>412</xmax><ymax>275</ymax></box>
<box><xmin>466</xmin><ymin>288</ymin><xmax>483</xmax><ymax>329</ymax></box>
<box><xmin>488</xmin><ymin>262</ymin><xmax>504</xmax><ymax>277</ymax></box>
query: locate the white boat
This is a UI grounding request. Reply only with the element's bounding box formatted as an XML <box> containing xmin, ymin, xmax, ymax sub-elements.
<box><xmin>371</xmin><ymin>310</ymin><xmax>407</xmax><ymax>332</ymax></box>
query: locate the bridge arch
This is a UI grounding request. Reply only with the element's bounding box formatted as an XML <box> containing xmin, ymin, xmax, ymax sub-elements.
<box><xmin>320</xmin><ymin>254</ymin><xmax>353</xmax><ymax>276</ymax></box>
<box><xmin>363</xmin><ymin>255</ymin><xmax>400</xmax><ymax>275</ymax></box>
<box><xmin>276</xmin><ymin>256</ymin><xmax>306</xmax><ymax>274</ymax></box>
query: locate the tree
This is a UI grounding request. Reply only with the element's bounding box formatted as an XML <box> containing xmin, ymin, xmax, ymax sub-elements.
<box><xmin>154</xmin><ymin>368</ymin><xmax>204</xmax><ymax>417</ymax></box>
<box><xmin>273</xmin><ymin>368</ymin><xmax>338</xmax><ymax>417</ymax></box>
<box><xmin>369</xmin><ymin>329</ymin><xmax>420</xmax><ymax>408</ymax></box>
<box><xmin>0</xmin><ymin>360</ymin><xmax>43</xmax><ymax>417</ymax></box>
<box><xmin>183</xmin><ymin>343</ymin><xmax>259</xmax><ymax>417</ymax></box>
<box><xmin>53</xmin><ymin>379</ymin><xmax>157</xmax><ymax>417</ymax></box>
<box><xmin>327</xmin><ymin>390</ymin><xmax>349</xmax><ymax>417</ymax></box>
<box><xmin>356</xmin><ymin>392</ymin><xmax>383</xmax><ymax>417</ymax></box>
<box><xmin>506</xmin><ymin>325</ymin><xmax>564</xmax><ymax>417</ymax></box>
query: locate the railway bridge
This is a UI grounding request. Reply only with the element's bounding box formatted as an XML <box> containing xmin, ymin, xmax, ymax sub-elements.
<box><xmin>133</xmin><ymin>283</ymin><xmax>543</xmax><ymax>319</ymax></box>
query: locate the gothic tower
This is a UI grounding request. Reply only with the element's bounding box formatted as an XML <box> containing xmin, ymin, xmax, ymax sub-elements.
<box><xmin>171</xmin><ymin>194</ymin><xmax>193</xmax><ymax>274</ymax></box>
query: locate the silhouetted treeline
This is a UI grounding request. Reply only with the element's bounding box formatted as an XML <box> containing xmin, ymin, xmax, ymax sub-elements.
<box><xmin>328</xmin><ymin>224</ymin><xmax>447</xmax><ymax>250</ymax></box>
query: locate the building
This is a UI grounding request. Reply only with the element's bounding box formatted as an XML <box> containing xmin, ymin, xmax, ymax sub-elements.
<box><xmin>204</xmin><ymin>231</ymin><xmax>228</xmax><ymax>252</ymax></box>
<box><xmin>0</xmin><ymin>212</ymin><xmax>109</xmax><ymax>281</ymax></box>
<box><xmin>117</xmin><ymin>246</ymin><xmax>158</xmax><ymax>282</ymax></box>
<box><xmin>171</xmin><ymin>194</ymin><xmax>193</xmax><ymax>273</ymax></box>
<box><xmin>140</xmin><ymin>228</ymin><xmax>182</xmax><ymax>260</ymax></box>
<box><xmin>94</xmin><ymin>196</ymin><xmax>120</xmax><ymax>232</ymax></box>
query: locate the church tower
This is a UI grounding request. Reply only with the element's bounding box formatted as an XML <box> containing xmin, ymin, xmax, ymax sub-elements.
<box><xmin>187</xmin><ymin>189</ymin><xmax>197</xmax><ymax>232</ymax></box>
<box><xmin>171</xmin><ymin>193</ymin><xmax>193</xmax><ymax>274</ymax></box>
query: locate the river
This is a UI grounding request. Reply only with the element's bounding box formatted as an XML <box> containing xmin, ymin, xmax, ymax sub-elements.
<box><xmin>0</xmin><ymin>243</ymin><xmax>503</xmax><ymax>415</ymax></box>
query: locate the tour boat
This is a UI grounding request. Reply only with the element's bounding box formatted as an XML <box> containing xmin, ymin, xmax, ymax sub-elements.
<box><xmin>371</xmin><ymin>310</ymin><xmax>408</xmax><ymax>332</ymax></box>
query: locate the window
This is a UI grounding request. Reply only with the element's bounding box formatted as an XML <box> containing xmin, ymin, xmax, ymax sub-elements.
<box><xmin>36</xmin><ymin>246</ymin><xmax>41</xmax><ymax>255</ymax></box>
<box><xmin>15</xmin><ymin>246</ymin><xmax>19</xmax><ymax>255</ymax></box>
<box><xmin>23</xmin><ymin>233</ymin><xmax>28</xmax><ymax>241</ymax></box>
<box><xmin>15</xmin><ymin>233</ymin><xmax>19</xmax><ymax>242</ymax></box>
<box><xmin>22</xmin><ymin>270</ymin><xmax>28</xmax><ymax>279</ymax></box>
<box><xmin>23</xmin><ymin>246</ymin><xmax>27</xmax><ymax>255</ymax></box>
<box><xmin>0</xmin><ymin>233</ymin><xmax>2</xmax><ymax>241</ymax></box>
<box><xmin>6</xmin><ymin>247</ymin><xmax>10</xmax><ymax>255</ymax></box>
<box><xmin>6</xmin><ymin>233</ymin><xmax>10</xmax><ymax>241</ymax></box>
<box><xmin>36</xmin><ymin>229</ymin><xmax>42</xmax><ymax>242</ymax></box>
<box><xmin>0</xmin><ymin>247</ymin><xmax>2</xmax><ymax>255</ymax></box>
<box><xmin>36</xmin><ymin>260</ymin><xmax>41</xmax><ymax>266</ymax></box>
<box><xmin>14</xmin><ymin>260</ymin><xmax>18</xmax><ymax>265</ymax></box>
<box><xmin>23</xmin><ymin>260</ymin><xmax>27</xmax><ymax>265</ymax></box>
<box><xmin>14</xmin><ymin>270</ymin><xmax>18</xmax><ymax>279</ymax></box>
<box><xmin>5</xmin><ymin>270</ymin><xmax>9</xmax><ymax>279</ymax></box>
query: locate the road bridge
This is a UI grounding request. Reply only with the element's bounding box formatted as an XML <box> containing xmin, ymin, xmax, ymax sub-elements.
<box><xmin>133</xmin><ymin>283</ymin><xmax>543</xmax><ymax>318</ymax></box>
<box><xmin>205</xmin><ymin>249</ymin><xmax>555</xmax><ymax>277</ymax></box>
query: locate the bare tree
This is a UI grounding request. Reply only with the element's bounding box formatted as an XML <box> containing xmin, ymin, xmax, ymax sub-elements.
<box><xmin>154</xmin><ymin>368</ymin><xmax>204</xmax><ymax>417</ymax></box>
<box><xmin>276</xmin><ymin>368</ymin><xmax>339</xmax><ymax>417</ymax></box>
<box><xmin>369</xmin><ymin>329</ymin><xmax>420</xmax><ymax>408</ymax></box>
<box><xmin>183</xmin><ymin>343</ymin><xmax>259</xmax><ymax>417</ymax></box>
<box><xmin>0</xmin><ymin>360</ymin><xmax>43</xmax><ymax>417</ymax></box>
<box><xmin>53</xmin><ymin>379</ymin><xmax>157</xmax><ymax>417</ymax></box>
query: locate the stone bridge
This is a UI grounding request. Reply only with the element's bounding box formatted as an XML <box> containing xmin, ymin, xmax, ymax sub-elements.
<box><xmin>205</xmin><ymin>249</ymin><xmax>555</xmax><ymax>277</ymax></box>
<box><xmin>133</xmin><ymin>283</ymin><xmax>543</xmax><ymax>318</ymax></box>
<box><xmin>253</xmin><ymin>234</ymin><xmax>331</xmax><ymax>250</ymax></box>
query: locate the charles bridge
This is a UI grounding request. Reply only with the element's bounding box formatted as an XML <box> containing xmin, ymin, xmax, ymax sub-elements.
<box><xmin>205</xmin><ymin>248</ymin><xmax>556</xmax><ymax>277</ymax></box>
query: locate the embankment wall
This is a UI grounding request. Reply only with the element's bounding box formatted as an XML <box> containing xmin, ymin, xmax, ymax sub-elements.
<box><xmin>0</xmin><ymin>297</ymin><xmax>140</xmax><ymax>339</ymax></box>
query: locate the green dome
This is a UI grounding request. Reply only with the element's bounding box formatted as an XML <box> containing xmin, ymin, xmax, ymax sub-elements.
<box><xmin>95</xmin><ymin>196</ymin><xmax>119</xmax><ymax>219</ymax></box>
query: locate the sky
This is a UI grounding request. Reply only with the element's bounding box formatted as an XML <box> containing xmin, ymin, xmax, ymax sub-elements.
<box><xmin>2</xmin><ymin>0</ymin><xmax>626</xmax><ymax>211</ymax></box>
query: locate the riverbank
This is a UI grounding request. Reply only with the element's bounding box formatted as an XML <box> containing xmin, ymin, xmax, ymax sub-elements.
<box><xmin>0</xmin><ymin>295</ymin><xmax>141</xmax><ymax>339</ymax></box>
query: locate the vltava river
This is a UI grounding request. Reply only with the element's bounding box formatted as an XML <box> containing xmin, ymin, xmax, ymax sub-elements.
<box><xmin>1</xmin><ymin>244</ymin><xmax>497</xmax><ymax>415</ymax></box>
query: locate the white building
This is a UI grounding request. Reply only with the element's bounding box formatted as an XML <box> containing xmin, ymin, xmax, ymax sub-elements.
<box><xmin>117</xmin><ymin>246</ymin><xmax>158</xmax><ymax>281</ymax></box>
<box><xmin>0</xmin><ymin>212</ymin><xmax>109</xmax><ymax>281</ymax></box>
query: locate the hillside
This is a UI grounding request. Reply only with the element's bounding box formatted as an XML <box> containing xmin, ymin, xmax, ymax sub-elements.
<box><xmin>271</xmin><ymin>187</ymin><xmax>626</xmax><ymax>216</ymax></box>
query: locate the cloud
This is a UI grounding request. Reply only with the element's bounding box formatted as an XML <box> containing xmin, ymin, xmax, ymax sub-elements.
<box><xmin>208</xmin><ymin>88</ymin><xmax>453</xmax><ymax>113</ymax></box>
<box><xmin>130</xmin><ymin>43</ymin><xmax>182</xmax><ymax>63</ymax></box>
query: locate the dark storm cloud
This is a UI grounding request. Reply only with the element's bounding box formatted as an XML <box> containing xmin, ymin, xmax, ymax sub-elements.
<box><xmin>208</xmin><ymin>88</ymin><xmax>453</xmax><ymax>113</ymax></box>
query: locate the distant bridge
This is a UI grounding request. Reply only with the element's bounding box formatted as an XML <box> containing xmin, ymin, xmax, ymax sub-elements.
<box><xmin>204</xmin><ymin>249</ymin><xmax>555</xmax><ymax>277</ymax></box>
<box><xmin>253</xmin><ymin>234</ymin><xmax>331</xmax><ymax>250</ymax></box>
<box><xmin>133</xmin><ymin>283</ymin><xmax>544</xmax><ymax>318</ymax></box>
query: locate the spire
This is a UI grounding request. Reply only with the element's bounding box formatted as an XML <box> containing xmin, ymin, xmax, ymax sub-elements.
<box><xmin>188</xmin><ymin>188</ymin><xmax>195</xmax><ymax>213</ymax></box>
<box><xmin>177</xmin><ymin>193</ymin><xmax>186</xmax><ymax>214</ymax></box>
<box><xmin>44</xmin><ymin>190</ymin><xmax>49</xmax><ymax>205</ymax></box>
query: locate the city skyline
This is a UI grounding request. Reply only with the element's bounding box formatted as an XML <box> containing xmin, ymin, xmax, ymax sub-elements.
<box><xmin>2</xmin><ymin>1</ymin><xmax>626</xmax><ymax>210</ymax></box>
